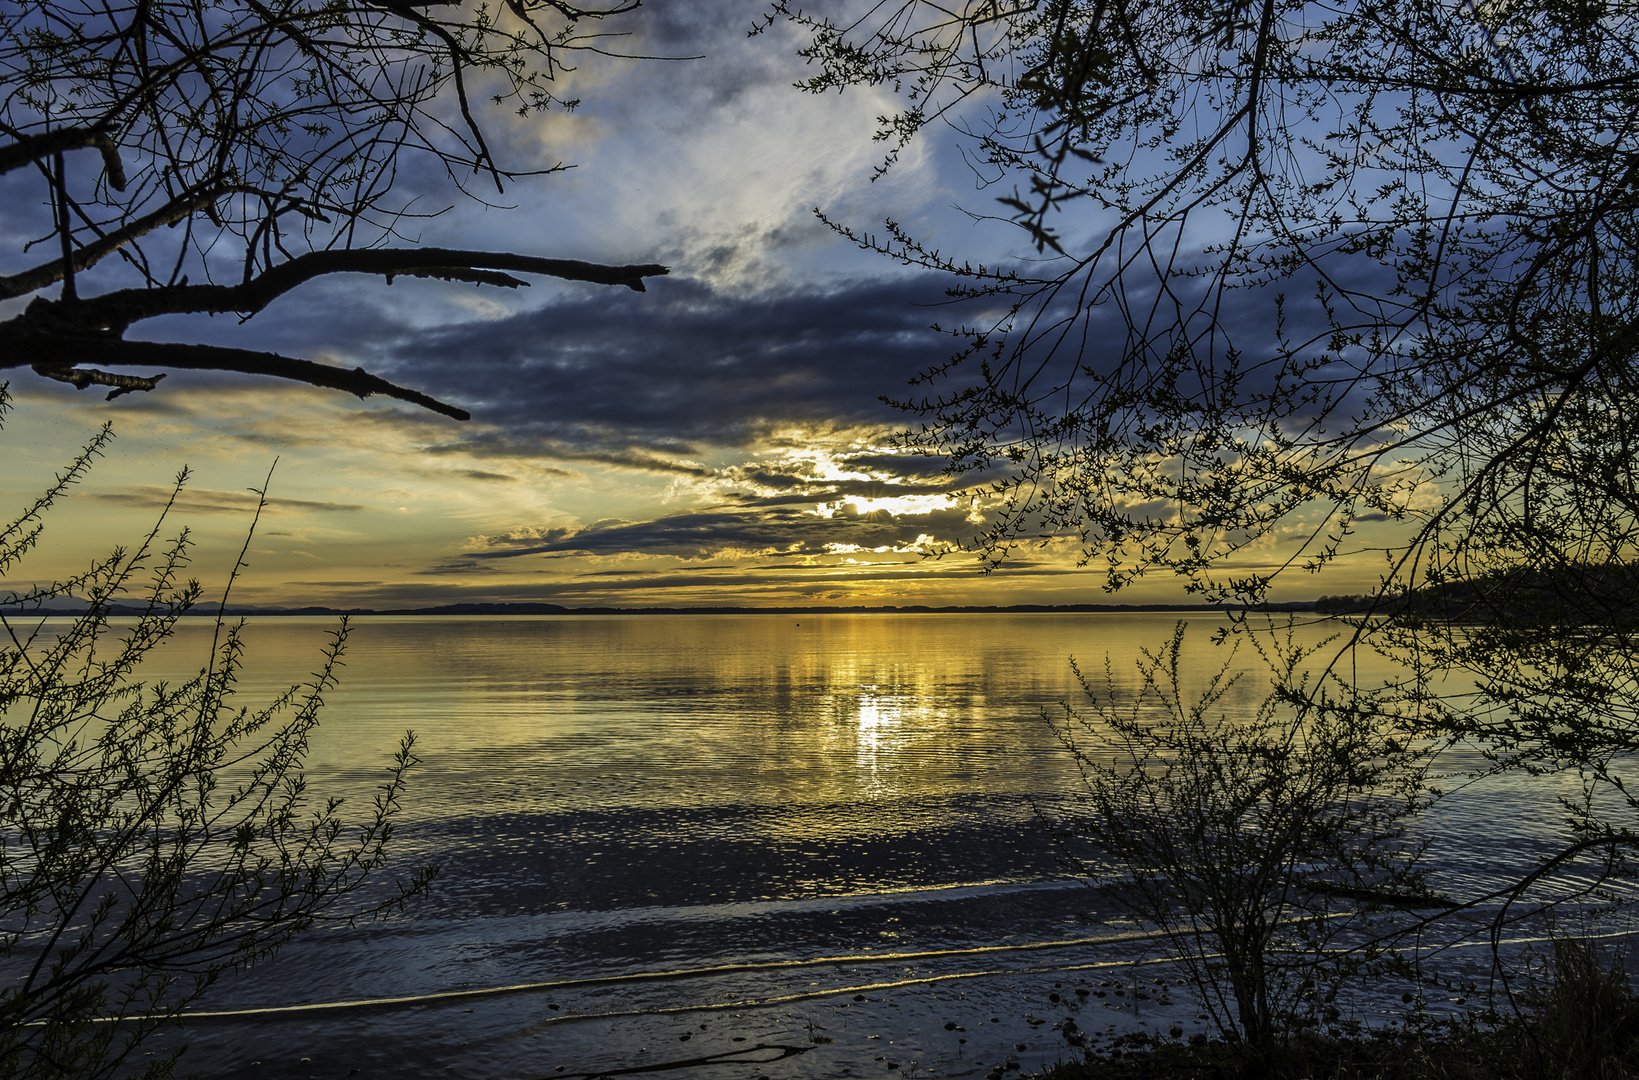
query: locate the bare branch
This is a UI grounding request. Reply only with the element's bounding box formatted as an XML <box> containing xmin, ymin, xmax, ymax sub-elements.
<box><xmin>0</xmin><ymin>189</ymin><xmax>230</xmax><ymax>301</ymax></box>
<box><xmin>0</xmin><ymin>0</ymin><xmax>673</xmax><ymax>423</ymax></box>
<box><xmin>55</xmin><ymin>250</ymin><xmax>669</xmax><ymax>330</ymax></box>
<box><xmin>9</xmin><ymin>340</ymin><xmax>470</xmax><ymax>420</ymax></box>
<box><xmin>30</xmin><ymin>363</ymin><xmax>167</xmax><ymax>400</ymax></box>
<box><xmin>0</xmin><ymin>128</ymin><xmax>126</xmax><ymax>190</ymax></box>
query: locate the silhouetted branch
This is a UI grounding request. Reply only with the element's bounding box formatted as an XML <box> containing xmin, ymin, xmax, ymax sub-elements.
<box><xmin>0</xmin><ymin>188</ymin><xmax>231</xmax><ymax>301</ymax></box>
<box><xmin>10</xmin><ymin>340</ymin><xmax>470</xmax><ymax>420</ymax></box>
<box><xmin>51</xmin><ymin>250</ymin><xmax>669</xmax><ymax>330</ymax></box>
<box><xmin>2</xmin><ymin>251</ymin><xmax>667</xmax><ymax>418</ymax></box>
<box><xmin>0</xmin><ymin>127</ymin><xmax>125</xmax><ymax>188</ymax></box>
<box><xmin>1</xmin><ymin>0</ymin><xmax>673</xmax><ymax>421</ymax></box>
<box><xmin>30</xmin><ymin>363</ymin><xmax>166</xmax><ymax>401</ymax></box>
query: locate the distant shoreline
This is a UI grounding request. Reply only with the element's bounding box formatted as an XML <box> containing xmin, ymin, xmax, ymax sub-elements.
<box><xmin>8</xmin><ymin>600</ymin><xmax>1320</xmax><ymax>618</ymax></box>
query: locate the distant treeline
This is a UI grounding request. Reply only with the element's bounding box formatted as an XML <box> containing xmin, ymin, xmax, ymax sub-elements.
<box><xmin>1315</xmin><ymin>564</ymin><xmax>1639</xmax><ymax>623</ymax></box>
<box><xmin>1313</xmin><ymin>594</ymin><xmax>1389</xmax><ymax>614</ymax></box>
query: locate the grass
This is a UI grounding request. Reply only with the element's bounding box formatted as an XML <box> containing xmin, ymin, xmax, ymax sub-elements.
<box><xmin>1037</xmin><ymin>938</ymin><xmax>1639</xmax><ymax>1080</ymax></box>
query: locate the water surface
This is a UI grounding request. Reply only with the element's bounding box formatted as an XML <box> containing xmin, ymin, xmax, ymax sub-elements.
<box><xmin>27</xmin><ymin>613</ymin><xmax>1622</xmax><ymax>1077</ymax></box>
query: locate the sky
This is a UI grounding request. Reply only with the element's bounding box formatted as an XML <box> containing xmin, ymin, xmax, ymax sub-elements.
<box><xmin>0</xmin><ymin>2</ymin><xmax>1394</xmax><ymax>611</ymax></box>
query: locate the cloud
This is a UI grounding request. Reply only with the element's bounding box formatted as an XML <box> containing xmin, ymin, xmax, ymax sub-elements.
<box><xmin>837</xmin><ymin>451</ymin><xmax>954</xmax><ymax>479</ymax></box>
<box><xmin>470</xmin><ymin>497</ymin><xmax>979</xmax><ymax>561</ymax></box>
<box><xmin>415</xmin><ymin>559</ymin><xmax>507</xmax><ymax>577</ymax></box>
<box><xmin>438</xmin><ymin>432</ymin><xmax>993</xmax><ymax>571</ymax></box>
<box><xmin>90</xmin><ymin>486</ymin><xmax>368</xmax><ymax>515</ymax></box>
<box><xmin>547</xmin><ymin>560</ymin><xmax>1090</xmax><ymax>591</ymax></box>
<box><xmin>383</xmin><ymin>274</ymin><xmax>962</xmax><ymax>449</ymax></box>
<box><xmin>467</xmin><ymin>525</ymin><xmax>583</xmax><ymax>550</ymax></box>
<box><xmin>426</xmin><ymin>436</ymin><xmax>714</xmax><ymax>475</ymax></box>
<box><xmin>125</xmin><ymin>273</ymin><xmax>968</xmax><ymax>471</ymax></box>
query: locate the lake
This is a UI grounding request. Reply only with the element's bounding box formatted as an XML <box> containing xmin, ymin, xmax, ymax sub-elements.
<box><xmin>30</xmin><ymin>613</ymin><xmax>1631</xmax><ymax>1078</ymax></box>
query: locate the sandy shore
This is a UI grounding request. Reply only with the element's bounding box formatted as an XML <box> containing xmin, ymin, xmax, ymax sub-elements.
<box><xmin>153</xmin><ymin>922</ymin><xmax>1555</xmax><ymax>1080</ymax></box>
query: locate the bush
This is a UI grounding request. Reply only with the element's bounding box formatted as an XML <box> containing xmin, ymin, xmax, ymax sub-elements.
<box><xmin>1042</xmin><ymin>621</ymin><xmax>1439</xmax><ymax>1057</ymax></box>
<box><xmin>1037</xmin><ymin>935</ymin><xmax>1639</xmax><ymax>1080</ymax></box>
<box><xmin>0</xmin><ymin>392</ymin><xmax>432</xmax><ymax>1079</ymax></box>
<box><xmin>1510</xmin><ymin>935</ymin><xmax>1639</xmax><ymax>1078</ymax></box>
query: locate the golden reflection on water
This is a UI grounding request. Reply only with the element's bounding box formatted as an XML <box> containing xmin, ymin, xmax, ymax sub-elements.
<box><xmin>65</xmin><ymin>616</ymin><xmax>1381</xmax><ymax>746</ymax></box>
<box><xmin>34</xmin><ymin>611</ymin><xmax>1583</xmax><ymax>860</ymax></box>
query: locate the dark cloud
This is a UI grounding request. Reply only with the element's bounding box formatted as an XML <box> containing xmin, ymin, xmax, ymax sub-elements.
<box><xmin>550</xmin><ymin>561</ymin><xmax>1092</xmax><ymax>590</ymax></box>
<box><xmin>839</xmin><ymin>452</ymin><xmax>953</xmax><ymax>479</ymax></box>
<box><xmin>473</xmin><ymin>526</ymin><xmax>582</xmax><ymax>549</ymax></box>
<box><xmin>426</xmin><ymin>436</ymin><xmax>714</xmax><ymax>474</ymax></box>
<box><xmin>90</xmin><ymin>486</ymin><xmax>367</xmax><ymax>515</ymax></box>
<box><xmin>472</xmin><ymin>498</ymin><xmax>976</xmax><ymax>561</ymax></box>
<box><xmin>416</xmin><ymin>560</ymin><xmax>508</xmax><ymax>576</ymax></box>
<box><xmin>739</xmin><ymin>470</ymin><xmax>809</xmax><ymax>491</ymax></box>
<box><xmin>612</xmin><ymin>2</ymin><xmax>815</xmax><ymax>112</ymax></box>
<box><xmin>111</xmin><ymin>269</ymin><xmax>973</xmax><ymax>466</ymax></box>
<box><xmin>739</xmin><ymin>477</ymin><xmax>962</xmax><ymax>500</ymax></box>
<box><xmin>384</xmin><ymin>274</ymin><xmax>961</xmax><ymax>453</ymax></box>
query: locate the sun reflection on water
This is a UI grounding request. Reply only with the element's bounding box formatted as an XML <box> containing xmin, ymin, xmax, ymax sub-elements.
<box><xmin>851</xmin><ymin>690</ymin><xmax>900</xmax><ymax>792</ymax></box>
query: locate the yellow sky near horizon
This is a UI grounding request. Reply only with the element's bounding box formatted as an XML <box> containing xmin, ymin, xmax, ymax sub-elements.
<box><xmin>1</xmin><ymin>374</ymin><xmax>1397</xmax><ymax>611</ymax></box>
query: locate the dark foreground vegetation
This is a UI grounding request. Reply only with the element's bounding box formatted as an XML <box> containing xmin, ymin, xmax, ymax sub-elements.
<box><xmin>1043</xmin><ymin>938</ymin><xmax>1639</xmax><ymax>1080</ymax></box>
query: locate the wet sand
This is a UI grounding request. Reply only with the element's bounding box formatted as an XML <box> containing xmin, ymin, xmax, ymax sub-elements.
<box><xmin>154</xmin><ymin>915</ymin><xmax>1594</xmax><ymax>1080</ymax></box>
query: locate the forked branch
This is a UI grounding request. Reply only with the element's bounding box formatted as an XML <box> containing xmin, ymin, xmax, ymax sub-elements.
<box><xmin>2</xmin><ymin>254</ymin><xmax>670</xmax><ymax>419</ymax></box>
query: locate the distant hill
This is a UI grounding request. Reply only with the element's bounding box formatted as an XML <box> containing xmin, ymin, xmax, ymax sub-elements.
<box><xmin>1315</xmin><ymin>564</ymin><xmax>1639</xmax><ymax>623</ymax></box>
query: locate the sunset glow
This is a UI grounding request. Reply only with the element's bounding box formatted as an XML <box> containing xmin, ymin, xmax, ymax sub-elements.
<box><xmin>0</xmin><ymin>8</ymin><xmax>1392</xmax><ymax>612</ymax></box>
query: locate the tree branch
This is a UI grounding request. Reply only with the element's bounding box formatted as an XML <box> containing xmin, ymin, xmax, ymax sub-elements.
<box><xmin>52</xmin><ymin>249</ymin><xmax>670</xmax><ymax>330</ymax></box>
<box><xmin>30</xmin><ymin>363</ymin><xmax>167</xmax><ymax>400</ymax></box>
<box><xmin>8</xmin><ymin>340</ymin><xmax>471</xmax><ymax>420</ymax></box>
<box><xmin>0</xmin><ymin>128</ymin><xmax>126</xmax><ymax>190</ymax></box>
<box><xmin>2</xmin><ymin>251</ymin><xmax>667</xmax><ymax>418</ymax></box>
<box><xmin>0</xmin><ymin>188</ymin><xmax>228</xmax><ymax>301</ymax></box>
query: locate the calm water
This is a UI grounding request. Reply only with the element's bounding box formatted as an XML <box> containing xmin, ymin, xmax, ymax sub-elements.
<box><xmin>26</xmin><ymin>614</ymin><xmax>1625</xmax><ymax>1077</ymax></box>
